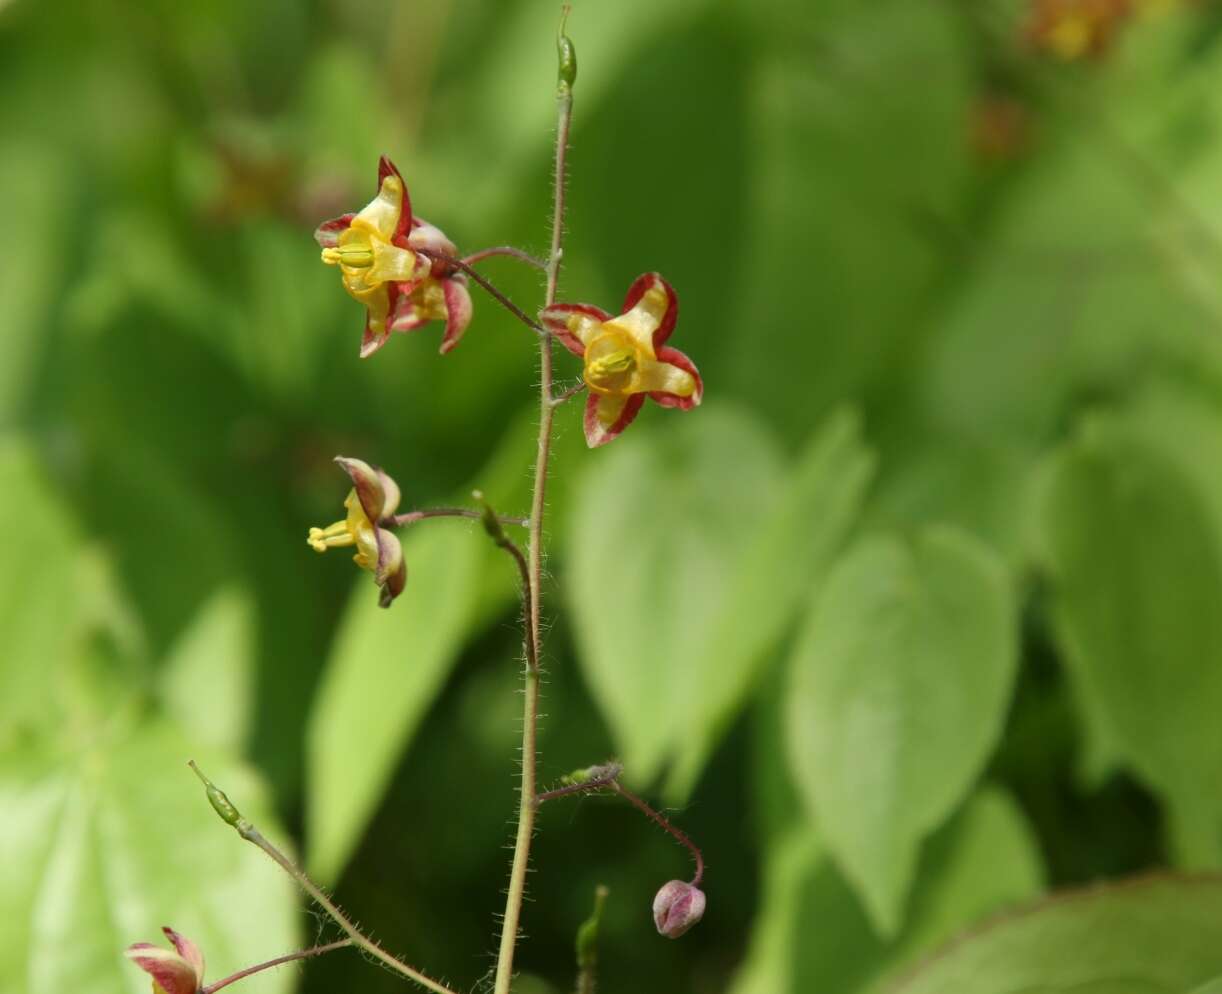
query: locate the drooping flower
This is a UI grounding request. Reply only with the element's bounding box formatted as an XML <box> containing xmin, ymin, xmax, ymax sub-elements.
<box><xmin>540</xmin><ymin>273</ymin><xmax>703</xmax><ymax>447</ymax></box>
<box><xmin>652</xmin><ymin>880</ymin><xmax>706</xmax><ymax>939</ymax></box>
<box><xmin>125</xmin><ymin>927</ymin><xmax>206</xmax><ymax>994</ymax></box>
<box><xmin>315</xmin><ymin>157</ymin><xmax>473</xmax><ymax>357</ymax></box>
<box><xmin>308</xmin><ymin>456</ymin><xmax>406</xmax><ymax>607</ymax></box>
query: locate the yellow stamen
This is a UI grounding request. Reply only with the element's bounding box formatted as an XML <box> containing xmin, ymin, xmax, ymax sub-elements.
<box><xmin>321</xmin><ymin>245</ymin><xmax>374</xmax><ymax>268</ymax></box>
<box><xmin>587</xmin><ymin>349</ymin><xmax>636</xmax><ymax>381</ymax></box>
<box><xmin>308</xmin><ymin>520</ymin><xmax>355</xmax><ymax>553</ymax></box>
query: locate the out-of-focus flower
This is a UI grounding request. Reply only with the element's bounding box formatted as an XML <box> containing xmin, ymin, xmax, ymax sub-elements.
<box><xmin>1026</xmin><ymin>0</ymin><xmax>1131</xmax><ymax>60</ymax></box>
<box><xmin>308</xmin><ymin>457</ymin><xmax>406</xmax><ymax>608</ymax></box>
<box><xmin>315</xmin><ymin>157</ymin><xmax>472</xmax><ymax>357</ymax></box>
<box><xmin>125</xmin><ymin>927</ymin><xmax>205</xmax><ymax>994</ymax></box>
<box><xmin>540</xmin><ymin>273</ymin><xmax>703</xmax><ymax>447</ymax></box>
<box><xmin>969</xmin><ymin>94</ymin><xmax>1033</xmax><ymax>163</ymax></box>
<box><xmin>652</xmin><ymin>880</ymin><xmax>706</xmax><ymax>939</ymax></box>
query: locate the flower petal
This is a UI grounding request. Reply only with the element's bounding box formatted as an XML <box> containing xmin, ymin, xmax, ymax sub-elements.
<box><xmin>376</xmin><ymin>467</ymin><xmax>401</xmax><ymax>518</ymax></box>
<box><xmin>375</xmin><ymin>528</ymin><xmax>407</xmax><ymax>608</ymax></box>
<box><xmin>621</xmin><ymin>272</ymin><xmax>678</xmax><ymax>348</ymax></box>
<box><xmin>539</xmin><ymin>303</ymin><xmax>612</xmax><ymax>358</ymax></box>
<box><xmin>354</xmin><ymin>161</ymin><xmax>410</xmax><ymax>245</ymax></box>
<box><xmin>584</xmin><ymin>392</ymin><xmax>645</xmax><ymax>448</ymax></box>
<box><xmin>125</xmin><ymin>945</ymin><xmax>200</xmax><ymax>994</ymax></box>
<box><xmin>358</xmin><ymin>284</ymin><xmax>395</xmax><ymax>359</ymax></box>
<box><xmin>162</xmin><ymin>927</ymin><xmax>205</xmax><ymax>985</ymax></box>
<box><xmin>377</xmin><ymin>155</ymin><xmax>413</xmax><ymax>243</ymax></box>
<box><xmin>335</xmin><ymin>457</ymin><xmax>386</xmax><ymax>525</ymax></box>
<box><xmin>314</xmin><ymin>214</ymin><xmax>355</xmax><ymax>248</ymax></box>
<box><xmin>439</xmin><ymin>277</ymin><xmax>473</xmax><ymax>354</ymax></box>
<box><xmin>647</xmin><ymin>346</ymin><xmax>703</xmax><ymax>410</ymax></box>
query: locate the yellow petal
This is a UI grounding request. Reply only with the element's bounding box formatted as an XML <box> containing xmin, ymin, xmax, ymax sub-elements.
<box><xmin>565</xmin><ymin>311</ymin><xmax>607</xmax><ymax>348</ymax></box>
<box><xmin>635</xmin><ymin>356</ymin><xmax>696</xmax><ymax>397</ymax></box>
<box><xmin>353</xmin><ymin>174</ymin><xmax>406</xmax><ymax>242</ymax></box>
<box><xmin>593</xmin><ymin>392</ymin><xmax>631</xmax><ymax>428</ymax></box>
<box><xmin>602</xmin><ymin>286</ymin><xmax>668</xmax><ymax>356</ymax></box>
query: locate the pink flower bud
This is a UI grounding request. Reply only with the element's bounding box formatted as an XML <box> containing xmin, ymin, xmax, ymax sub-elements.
<box><xmin>652</xmin><ymin>880</ymin><xmax>705</xmax><ymax>939</ymax></box>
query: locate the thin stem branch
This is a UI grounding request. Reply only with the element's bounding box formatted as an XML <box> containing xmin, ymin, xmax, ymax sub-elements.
<box><xmin>549</xmin><ymin>380</ymin><xmax>587</xmax><ymax>408</ymax></box>
<box><xmin>424</xmin><ymin>251</ymin><xmax>545</xmax><ymax>335</ymax></box>
<box><xmin>462</xmin><ymin>245</ymin><xmax>548</xmax><ymax>271</ymax></box>
<box><xmin>493</xmin><ymin>10</ymin><xmax>574</xmax><ymax>993</ymax></box>
<box><xmin>201</xmin><ymin>940</ymin><xmax>353</xmax><ymax>994</ymax></box>
<box><xmin>188</xmin><ymin>762</ymin><xmax>457</xmax><ymax>994</ymax></box>
<box><xmin>239</xmin><ymin>825</ymin><xmax>458</xmax><ymax>994</ymax></box>
<box><xmin>387</xmin><ymin>507</ymin><xmax>528</xmax><ymax>528</ymax></box>
<box><xmin>535</xmin><ymin>763</ymin><xmax>623</xmax><ymax>806</ymax></box>
<box><xmin>609</xmin><ymin>782</ymin><xmax>704</xmax><ymax>888</ymax></box>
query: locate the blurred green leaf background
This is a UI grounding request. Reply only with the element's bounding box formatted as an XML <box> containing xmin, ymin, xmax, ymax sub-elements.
<box><xmin>6</xmin><ymin>0</ymin><xmax>1222</xmax><ymax>991</ymax></box>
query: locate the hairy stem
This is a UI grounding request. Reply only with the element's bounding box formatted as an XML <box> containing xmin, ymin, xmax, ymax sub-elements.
<box><xmin>493</xmin><ymin>14</ymin><xmax>574</xmax><ymax>992</ymax></box>
<box><xmin>201</xmin><ymin>940</ymin><xmax>353</xmax><ymax>994</ymax></box>
<box><xmin>462</xmin><ymin>245</ymin><xmax>548</xmax><ymax>270</ymax></box>
<box><xmin>387</xmin><ymin>507</ymin><xmax>528</xmax><ymax>528</ymax></box>
<box><xmin>240</xmin><ymin>826</ymin><xmax>458</xmax><ymax>994</ymax></box>
<box><xmin>550</xmin><ymin>380</ymin><xmax>587</xmax><ymax>408</ymax></box>
<box><xmin>187</xmin><ymin>762</ymin><xmax>456</xmax><ymax>994</ymax></box>
<box><xmin>426</xmin><ymin>252</ymin><xmax>545</xmax><ymax>334</ymax></box>
<box><xmin>610</xmin><ymin>782</ymin><xmax>705</xmax><ymax>887</ymax></box>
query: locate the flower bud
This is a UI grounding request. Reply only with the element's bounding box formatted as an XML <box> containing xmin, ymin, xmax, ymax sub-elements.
<box><xmin>652</xmin><ymin>880</ymin><xmax>705</xmax><ymax>939</ymax></box>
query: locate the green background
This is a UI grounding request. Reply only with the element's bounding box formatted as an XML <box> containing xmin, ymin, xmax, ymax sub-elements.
<box><xmin>6</xmin><ymin>0</ymin><xmax>1222</xmax><ymax>991</ymax></box>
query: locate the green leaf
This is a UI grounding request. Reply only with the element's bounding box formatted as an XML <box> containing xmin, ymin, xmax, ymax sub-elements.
<box><xmin>160</xmin><ymin>587</ymin><xmax>255</xmax><ymax>754</ymax></box>
<box><xmin>568</xmin><ymin>404</ymin><xmax>782</xmax><ymax>782</ymax></box>
<box><xmin>729</xmin><ymin>787</ymin><xmax>1043</xmax><ymax>994</ymax></box>
<box><xmin>0</xmin><ymin>719</ymin><xmax>298</xmax><ymax>994</ymax></box>
<box><xmin>666</xmin><ymin>409</ymin><xmax>874</xmax><ymax>796</ymax></box>
<box><xmin>569</xmin><ymin>405</ymin><xmax>871</xmax><ymax>793</ymax></box>
<box><xmin>0</xmin><ymin>437</ymin><xmax>84</xmax><ymax>738</ymax></box>
<box><xmin>1037</xmin><ymin>402</ymin><xmax>1222</xmax><ymax>865</ymax></box>
<box><xmin>893</xmin><ymin>874</ymin><xmax>1222</xmax><ymax>994</ymax></box>
<box><xmin>306</xmin><ymin>522</ymin><xmax>482</xmax><ymax>885</ymax></box>
<box><xmin>786</xmin><ymin>525</ymin><xmax>1018</xmax><ymax>936</ymax></box>
<box><xmin>0</xmin><ymin>142</ymin><xmax>67</xmax><ymax>422</ymax></box>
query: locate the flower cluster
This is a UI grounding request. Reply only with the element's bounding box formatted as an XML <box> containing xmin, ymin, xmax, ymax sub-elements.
<box><xmin>316</xmin><ymin>156</ymin><xmax>472</xmax><ymax>358</ymax></box>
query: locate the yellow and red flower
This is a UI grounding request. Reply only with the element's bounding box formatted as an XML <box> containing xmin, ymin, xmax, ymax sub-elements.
<box><xmin>1026</xmin><ymin>0</ymin><xmax>1131</xmax><ymax>60</ymax></box>
<box><xmin>540</xmin><ymin>273</ymin><xmax>703</xmax><ymax>447</ymax></box>
<box><xmin>308</xmin><ymin>457</ymin><xmax>407</xmax><ymax>608</ymax></box>
<box><xmin>126</xmin><ymin>927</ymin><xmax>206</xmax><ymax>994</ymax></box>
<box><xmin>315</xmin><ymin>156</ymin><xmax>473</xmax><ymax>358</ymax></box>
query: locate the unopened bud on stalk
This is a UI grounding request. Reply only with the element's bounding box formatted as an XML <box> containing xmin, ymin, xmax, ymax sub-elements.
<box><xmin>189</xmin><ymin>760</ymin><xmax>244</xmax><ymax>828</ymax></box>
<box><xmin>557</xmin><ymin>4</ymin><xmax>577</xmax><ymax>92</ymax></box>
<box><xmin>652</xmin><ymin>880</ymin><xmax>705</xmax><ymax>939</ymax></box>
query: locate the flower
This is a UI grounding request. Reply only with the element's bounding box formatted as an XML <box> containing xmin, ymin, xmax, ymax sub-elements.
<box><xmin>308</xmin><ymin>456</ymin><xmax>407</xmax><ymax>607</ymax></box>
<box><xmin>540</xmin><ymin>273</ymin><xmax>703</xmax><ymax>447</ymax></box>
<box><xmin>125</xmin><ymin>926</ymin><xmax>206</xmax><ymax>994</ymax></box>
<box><xmin>652</xmin><ymin>880</ymin><xmax>706</xmax><ymax>939</ymax></box>
<box><xmin>315</xmin><ymin>156</ymin><xmax>473</xmax><ymax>357</ymax></box>
<box><xmin>1026</xmin><ymin>0</ymin><xmax>1131</xmax><ymax>60</ymax></box>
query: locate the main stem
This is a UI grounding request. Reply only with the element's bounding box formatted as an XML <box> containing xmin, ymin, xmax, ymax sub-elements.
<box><xmin>493</xmin><ymin>76</ymin><xmax>573</xmax><ymax>994</ymax></box>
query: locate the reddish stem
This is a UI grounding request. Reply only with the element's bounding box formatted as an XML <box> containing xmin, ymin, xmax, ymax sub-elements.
<box><xmin>201</xmin><ymin>940</ymin><xmax>352</xmax><ymax>994</ymax></box>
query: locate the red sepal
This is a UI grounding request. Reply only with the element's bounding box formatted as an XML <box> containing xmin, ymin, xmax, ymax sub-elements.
<box><xmin>539</xmin><ymin>303</ymin><xmax>612</xmax><ymax>358</ymax></box>
<box><xmin>584</xmin><ymin>393</ymin><xmax>646</xmax><ymax>448</ymax></box>
<box><xmin>377</xmin><ymin>155</ymin><xmax>413</xmax><ymax>244</ymax></box>
<box><xmin>651</xmin><ymin>346</ymin><xmax>703</xmax><ymax>410</ymax></box>
<box><xmin>314</xmin><ymin>214</ymin><xmax>355</xmax><ymax>248</ymax></box>
<box><xmin>622</xmin><ymin>272</ymin><xmax>678</xmax><ymax>348</ymax></box>
<box><xmin>440</xmin><ymin>278</ymin><xmax>473</xmax><ymax>354</ymax></box>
